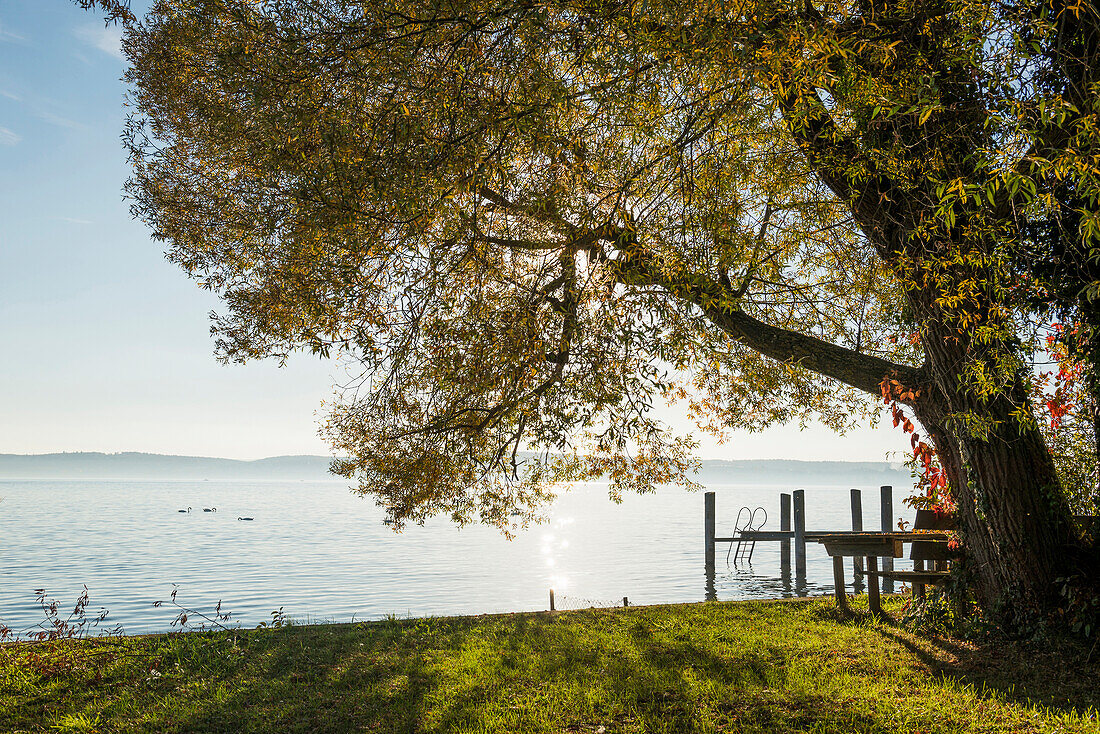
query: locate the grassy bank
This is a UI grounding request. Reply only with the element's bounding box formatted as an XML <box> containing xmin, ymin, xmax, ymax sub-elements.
<box><xmin>2</xmin><ymin>597</ymin><xmax>1099</xmax><ymax>733</ymax></box>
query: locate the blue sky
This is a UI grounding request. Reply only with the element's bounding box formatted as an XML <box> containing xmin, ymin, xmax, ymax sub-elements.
<box><xmin>0</xmin><ymin>2</ymin><xmax>910</xmax><ymax>463</ymax></box>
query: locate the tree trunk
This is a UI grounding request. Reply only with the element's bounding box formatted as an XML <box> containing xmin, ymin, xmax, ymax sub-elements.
<box><xmin>773</xmin><ymin>49</ymin><xmax>1086</xmax><ymax>620</ymax></box>
<box><xmin>910</xmin><ymin>316</ymin><xmax>1079</xmax><ymax>618</ymax></box>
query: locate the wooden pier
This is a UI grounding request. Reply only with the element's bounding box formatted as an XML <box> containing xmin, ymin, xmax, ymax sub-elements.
<box><xmin>704</xmin><ymin>486</ymin><xmax>910</xmax><ymax>602</ymax></box>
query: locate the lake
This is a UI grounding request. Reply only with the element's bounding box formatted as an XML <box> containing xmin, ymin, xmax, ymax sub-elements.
<box><xmin>0</xmin><ymin>479</ymin><xmax>915</xmax><ymax>634</ymax></box>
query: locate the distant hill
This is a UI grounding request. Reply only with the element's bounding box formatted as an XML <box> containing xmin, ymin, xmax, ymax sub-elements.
<box><xmin>0</xmin><ymin>452</ymin><xmax>334</xmax><ymax>480</ymax></box>
<box><xmin>0</xmin><ymin>452</ymin><xmax>911</xmax><ymax>486</ymax></box>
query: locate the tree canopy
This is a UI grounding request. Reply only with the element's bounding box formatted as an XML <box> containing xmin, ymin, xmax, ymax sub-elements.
<box><xmin>124</xmin><ymin>0</ymin><xmax>1099</xmax><ymax>612</ymax></box>
<box><xmin>74</xmin><ymin>0</ymin><xmax>134</xmax><ymax>24</ymax></box>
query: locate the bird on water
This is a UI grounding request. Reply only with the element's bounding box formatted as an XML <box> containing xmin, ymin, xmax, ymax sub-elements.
<box><xmin>178</xmin><ymin>507</ymin><xmax>192</xmax><ymax>513</ymax></box>
<box><xmin>203</xmin><ymin>507</ymin><xmax>216</xmax><ymax>512</ymax></box>
<box><xmin>238</xmin><ymin>516</ymin><xmax>254</xmax><ymax>521</ymax></box>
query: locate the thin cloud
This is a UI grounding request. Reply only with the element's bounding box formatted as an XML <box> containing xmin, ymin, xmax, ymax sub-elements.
<box><xmin>35</xmin><ymin>110</ymin><xmax>85</xmax><ymax>131</ymax></box>
<box><xmin>0</xmin><ymin>22</ymin><xmax>29</xmax><ymax>46</ymax></box>
<box><xmin>74</xmin><ymin>24</ymin><xmax>124</xmax><ymax>61</ymax></box>
<box><xmin>0</xmin><ymin>90</ymin><xmax>87</xmax><ymax>131</ymax></box>
<box><xmin>0</xmin><ymin>126</ymin><xmax>21</xmax><ymax>145</ymax></box>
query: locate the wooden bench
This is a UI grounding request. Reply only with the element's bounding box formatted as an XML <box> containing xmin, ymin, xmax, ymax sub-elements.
<box><xmin>817</xmin><ymin>509</ymin><xmax>954</xmax><ymax>613</ymax></box>
<box><xmin>862</xmin><ymin>509</ymin><xmax>955</xmax><ymax>600</ymax></box>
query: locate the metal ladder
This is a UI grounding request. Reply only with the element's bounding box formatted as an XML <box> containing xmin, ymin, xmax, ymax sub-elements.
<box><xmin>728</xmin><ymin>506</ymin><xmax>768</xmax><ymax>565</ymax></box>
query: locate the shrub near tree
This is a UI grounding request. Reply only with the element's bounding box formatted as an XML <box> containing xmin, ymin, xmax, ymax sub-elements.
<box><xmin>119</xmin><ymin>0</ymin><xmax>1099</xmax><ymax>623</ymax></box>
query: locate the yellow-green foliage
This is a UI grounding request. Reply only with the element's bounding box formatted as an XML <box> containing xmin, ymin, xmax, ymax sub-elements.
<box><xmin>121</xmin><ymin>0</ymin><xmax>1097</xmax><ymax>535</ymax></box>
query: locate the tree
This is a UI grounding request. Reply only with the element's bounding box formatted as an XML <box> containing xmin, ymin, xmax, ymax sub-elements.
<box><xmin>73</xmin><ymin>0</ymin><xmax>134</xmax><ymax>24</ymax></box>
<box><xmin>1014</xmin><ymin>0</ymin><xmax>1100</xmax><ymax>502</ymax></box>
<box><xmin>124</xmin><ymin>0</ymin><xmax>1098</xmax><ymax>617</ymax></box>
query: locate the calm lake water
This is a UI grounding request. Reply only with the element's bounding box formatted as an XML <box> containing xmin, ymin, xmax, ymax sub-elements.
<box><xmin>0</xmin><ymin>480</ymin><xmax>915</xmax><ymax>634</ymax></box>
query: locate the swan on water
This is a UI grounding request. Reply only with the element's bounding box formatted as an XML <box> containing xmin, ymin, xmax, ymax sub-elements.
<box><xmin>237</xmin><ymin>516</ymin><xmax>254</xmax><ymax>521</ymax></box>
<box><xmin>178</xmin><ymin>507</ymin><xmax>192</xmax><ymax>513</ymax></box>
<box><xmin>203</xmin><ymin>507</ymin><xmax>216</xmax><ymax>512</ymax></box>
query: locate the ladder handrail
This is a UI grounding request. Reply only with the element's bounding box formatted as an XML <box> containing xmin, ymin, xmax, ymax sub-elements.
<box><xmin>729</xmin><ymin>505</ymin><xmax>769</xmax><ymax>565</ymax></box>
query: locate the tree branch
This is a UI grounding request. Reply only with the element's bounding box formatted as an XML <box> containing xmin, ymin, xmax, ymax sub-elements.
<box><xmin>703</xmin><ymin>306</ymin><xmax>924</xmax><ymax>397</ymax></box>
<box><xmin>604</xmin><ymin>230</ymin><xmax>925</xmax><ymax>396</ymax></box>
<box><xmin>775</xmin><ymin>80</ymin><xmax>906</xmax><ymax>256</ymax></box>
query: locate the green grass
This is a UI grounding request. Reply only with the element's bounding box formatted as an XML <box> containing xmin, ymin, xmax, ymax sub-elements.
<box><xmin>2</xmin><ymin>597</ymin><xmax>1099</xmax><ymax>733</ymax></box>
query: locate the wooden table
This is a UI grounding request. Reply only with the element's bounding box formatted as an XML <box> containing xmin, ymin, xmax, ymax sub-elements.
<box><xmin>815</xmin><ymin>531</ymin><xmax>952</xmax><ymax>613</ymax></box>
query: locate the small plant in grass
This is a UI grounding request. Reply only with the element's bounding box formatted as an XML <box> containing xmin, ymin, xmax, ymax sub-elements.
<box><xmin>0</xmin><ymin>586</ymin><xmax>125</xmax><ymax>680</ymax></box>
<box><xmin>256</xmin><ymin>607</ymin><xmax>291</xmax><ymax>629</ymax></box>
<box><xmin>153</xmin><ymin>584</ymin><xmax>237</xmax><ymax>633</ymax></box>
<box><xmin>48</xmin><ymin>711</ymin><xmax>101</xmax><ymax>733</ymax></box>
<box><xmin>32</xmin><ymin>585</ymin><xmax>120</xmax><ymax>641</ymax></box>
<box><xmin>902</xmin><ymin>590</ymin><xmax>958</xmax><ymax>636</ymax></box>
<box><xmin>901</xmin><ymin>576</ymin><xmax>987</xmax><ymax>640</ymax></box>
<box><xmin>0</xmin><ymin>585</ymin><xmax>121</xmax><ymax>643</ymax></box>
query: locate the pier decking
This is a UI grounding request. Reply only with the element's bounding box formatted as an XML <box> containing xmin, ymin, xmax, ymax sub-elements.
<box><xmin>704</xmin><ymin>487</ymin><xmax>954</xmax><ymax>611</ymax></box>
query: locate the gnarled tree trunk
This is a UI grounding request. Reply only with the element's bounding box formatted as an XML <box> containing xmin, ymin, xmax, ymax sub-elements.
<box><xmin>774</xmin><ymin>49</ymin><xmax>1084</xmax><ymax>616</ymax></box>
<box><xmin>911</xmin><ymin>308</ymin><xmax>1078</xmax><ymax>615</ymax></box>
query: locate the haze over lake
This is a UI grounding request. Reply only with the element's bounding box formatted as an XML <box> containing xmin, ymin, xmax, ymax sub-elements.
<box><xmin>0</xmin><ymin>456</ymin><xmax>915</xmax><ymax>634</ymax></box>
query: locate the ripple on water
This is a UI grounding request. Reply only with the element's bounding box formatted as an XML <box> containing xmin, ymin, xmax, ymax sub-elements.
<box><xmin>0</xmin><ymin>480</ymin><xmax>912</xmax><ymax>632</ymax></box>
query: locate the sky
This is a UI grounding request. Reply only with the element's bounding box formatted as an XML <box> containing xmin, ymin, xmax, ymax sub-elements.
<box><xmin>0</xmin><ymin>2</ymin><xmax>912</xmax><ymax>463</ymax></box>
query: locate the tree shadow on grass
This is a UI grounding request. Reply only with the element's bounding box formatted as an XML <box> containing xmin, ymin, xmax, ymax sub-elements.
<box><xmin>161</xmin><ymin>622</ymin><xmax>437</xmax><ymax>733</ymax></box>
<box><xmin>788</xmin><ymin>598</ymin><xmax>1100</xmax><ymax>718</ymax></box>
<box><xmin>158</xmin><ymin>611</ymin><xmax>900</xmax><ymax>733</ymax></box>
<box><xmin>28</xmin><ymin>603</ymin><xmax>1092</xmax><ymax>733</ymax></box>
<box><xmin>872</xmin><ymin>625</ymin><xmax>1100</xmax><ymax>716</ymax></box>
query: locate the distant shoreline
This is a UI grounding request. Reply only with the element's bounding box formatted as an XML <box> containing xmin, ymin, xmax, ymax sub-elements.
<box><xmin>0</xmin><ymin>451</ymin><xmax>912</xmax><ymax>485</ymax></box>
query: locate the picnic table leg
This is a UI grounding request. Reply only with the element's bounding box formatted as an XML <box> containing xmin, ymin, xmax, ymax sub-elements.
<box><xmin>832</xmin><ymin>556</ymin><xmax>848</xmax><ymax>611</ymax></box>
<box><xmin>867</xmin><ymin>556</ymin><xmax>881</xmax><ymax>614</ymax></box>
<box><xmin>913</xmin><ymin>559</ymin><xmax>926</xmax><ymax>601</ymax></box>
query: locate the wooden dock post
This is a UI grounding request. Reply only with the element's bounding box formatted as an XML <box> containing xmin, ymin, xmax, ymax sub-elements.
<box><xmin>850</xmin><ymin>489</ymin><xmax>864</xmax><ymax>579</ymax></box>
<box><xmin>793</xmin><ymin>489</ymin><xmax>806</xmax><ymax>580</ymax></box>
<box><xmin>867</xmin><ymin>556</ymin><xmax>881</xmax><ymax>613</ymax></box>
<box><xmin>780</xmin><ymin>492</ymin><xmax>791</xmax><ymax>576</ymax></box>
<box><xmin>705</xmin><ymin>491</ymin><xmax>716</xmax><ymax>573</ymax></box>
<box><xmin>832</xmin><ymin>556</ymin><xmax>849</xmax><ymax>611</ymax></box>
<box><xmin>880</xmin><ymin>485</ymin><xmax>894</xmax><ymax>594</ymax></box>
<box><xmin>549</xmin><ymin>588</ymin><xmax>555</xmax><ymax>611</ymax></box>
